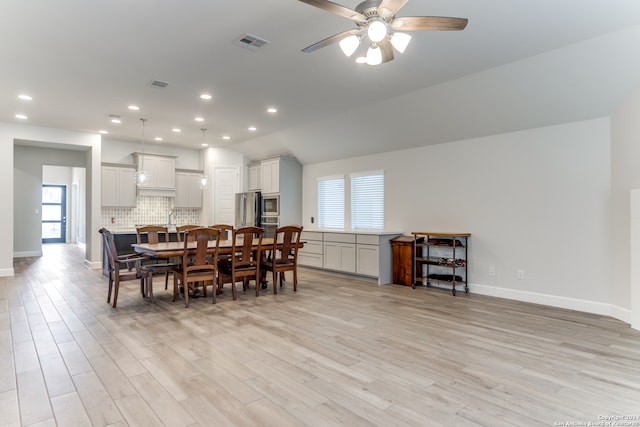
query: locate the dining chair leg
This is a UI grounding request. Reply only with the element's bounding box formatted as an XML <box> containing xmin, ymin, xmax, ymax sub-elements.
<box><xmin>172</xmin><ymin>275</ymin><xmax>179</xmax><ymax>302</ymax></box>
<box><xmin>273</xmin><ymin>271</ymin><xmax>278</xmax><ymax>295</ymax></box>
<box><xmin>112</xmin><ymin>282</ymin><xmax>120</xmax><ymax>308</ymax></box>
<box><xmin>107</xmin><ymin>276</ymin><xmax>113</xmax><ymax>303</ymax></box>
<box><xmin>146</xmin><ymin>273</ymin><xmax>154</xmax><ymax>303</ymax></box>
<box><xmin>293</xmin><ymin>269</ymin><xmax>298</xmax><ymax>292</ymax></box>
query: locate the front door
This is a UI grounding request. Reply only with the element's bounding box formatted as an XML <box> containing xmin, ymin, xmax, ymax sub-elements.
<box><xmin>42</xmin><ymin>185</ymin><xmax>66</xmax><ymax>243</ymax></box>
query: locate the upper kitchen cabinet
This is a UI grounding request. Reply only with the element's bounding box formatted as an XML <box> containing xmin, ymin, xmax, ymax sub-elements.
<box><xmin>175</xmin><ymin>169</ymin><xmax>203</xmax><ymax>208</ymax></box>
<box><xmin>131</xmin><ymin>153</ymin><xmax>177</xmax><ymax>196</ymax></box>
<box><xmin>260</xmin><ymin>156</ymin><xmax>301</xmax><ymax>195</ymax></box>
<box><xmin>248</xmin><ymin>163</ymin><xmax>261</xmax><ymax>191</ymax></box>
<box><xmin>101</xmin><ymin>164</ymin><xmax>137</xmax><ymax>207</ymax></box>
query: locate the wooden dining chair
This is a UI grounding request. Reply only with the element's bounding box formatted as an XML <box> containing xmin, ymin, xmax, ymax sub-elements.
<box><xmin>172</xmin><ymin>227</ymin><xmax>221</xmax><ymax>307</ymax></box>
<box><xmin>218</xmin><ymin>226</ymin><xmax>264</xmax><ymax>299</ymax></box>
<box><xmin>261</xmin><ymin>225</ymin><xmax>303</xmax><ymax>294</ymax></box>
<box><xmin>136</xmin><ymin>225</ymin><xmax>178</xmax><ymax>290</ymax></box>
<box><xmin>100</xmin><ymin>228</ymin><xmax>152</xmax><ymax>308</ymax></box>
<box><xmin>210</xmin><ymin>224</ymin><xmax>233</xmax><ymax>241</ymax></box>
<box><xmin>176</xmin><ymin>225</ymin><xmax>201</xmax><ymax>242</ymax></box>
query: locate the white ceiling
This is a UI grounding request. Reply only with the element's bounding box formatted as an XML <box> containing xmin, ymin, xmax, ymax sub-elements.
<box><xmin>2</xmin><ymin>0</ymin><xmax>640</xmax><ymax>164</ymax></box>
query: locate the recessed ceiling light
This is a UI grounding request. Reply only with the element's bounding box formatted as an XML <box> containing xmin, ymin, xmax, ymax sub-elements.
<box><xmin>200</xmin><ymin>94</ymin><xmax>212</xmax><ymax>100</ymax></box>
<box><xmin>154</xmin><ymin>137</ymin><xmax>163</xmax><ymax>141</ymax></box>
<box><xmin>201</xmin><ymin>143</ymin><xmax>209</xmax><ymax>147</ymax></box>
<box><xmin>195</xmin><ymin>117</ymin><xmax>204</xmax><ymax>122</ymax></box>
<box><xmin>222</xmin><ymin>135</ymin><xmax>231</xmax><ymax>140</ymax></box>
<box><xmin>99</xmin><ymin>130</ymin><xmax>108</xmax><ymax>134</ymax></box>
<box><xmin>18</xmin><ymin>94</ymin><xmax>32</xmax><ymax>101</ymax></box>
<box><xmin>111</xmin><ymin>118</ymin><xmax>121</xmax><ymax>124</ymax></box>
<box><xmin>267</xmin><ymin>107</ymin><xmax>277</xmax><ymax>113</ymax></box>
<box><xmin>15</xmin><ymin>114</ymin><xmax>27</xmax><ymax>120</ymax></box>
<box><xmin>128</xmin><ymin>105</ymin><xmax>140</xmax><ymax>111</ymax></box>
<box><xmin>172</xmin><ymin>128</ymin><xmax>181</xmax><ymax>133</ymax></box>
<box><xmin>248</xmin><ymin>126</ymin><xmax>257</xmax><ymax>131</ymax></box>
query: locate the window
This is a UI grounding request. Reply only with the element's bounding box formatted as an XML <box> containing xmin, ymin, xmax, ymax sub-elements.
<box><xmin>351</xmin><ymin>170</ymin><xmax>384</xmax><ymax>230</ymax></box>
<box><xmin>317</xmin><ymin>175</ymin><xmax>344</xmax><ymax>229</ymax></box>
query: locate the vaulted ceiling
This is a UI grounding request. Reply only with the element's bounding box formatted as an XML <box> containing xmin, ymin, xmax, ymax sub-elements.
<box><xmin>2</xmin><ymin>1</ymin><xmax>640</xmax><ymax>164</ymax></box>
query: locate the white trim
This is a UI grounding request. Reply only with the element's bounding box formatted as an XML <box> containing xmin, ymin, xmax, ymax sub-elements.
<box><xmin>0</xmin><ymin>268</ymin><xmax>15</xmax><ymax>277</ymax></box>
<box><xmin>13</xmin><ymin>251</ymin><xmax>42</xmax><ymax>258</ymax></box>
<box><xmin>470</xmin><ymin>282</ymin><xmax>631</xmax><ymax>324</ymax></box>
<box><xmin>84</xmin><ymin>259</ymin><xmax>102</xmax><ymax>270</ymax></box>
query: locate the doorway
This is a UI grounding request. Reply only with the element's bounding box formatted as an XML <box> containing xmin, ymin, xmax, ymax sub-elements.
<box><xmin>42</xmin><ymin>185</ymin><xmax>66</xmax><ymax>244</ymax></box>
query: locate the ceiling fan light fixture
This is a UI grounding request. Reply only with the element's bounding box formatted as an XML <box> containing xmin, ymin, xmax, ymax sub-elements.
<box><xmin>339</xmin><ymin>34</ymin><xmax>360</xmax><ymax>57</ymax></box>
<box><xmin>367</xmin><ymin>20</ymin><xmax>387</xmax><ymax>43</ymax></box>
<box><xmin>390</xmin><ymin>32</ymin><xmax>411</xmax><ymax>53</ymax></box>
<box><xmin>366</xmin><ymin>44</ymin><xmax>382</xmax><ymax>66</ymax></box>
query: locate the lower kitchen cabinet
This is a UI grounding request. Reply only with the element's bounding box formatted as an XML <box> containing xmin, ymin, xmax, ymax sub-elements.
<box><xmin>298</xmin><ymin>231</ymin><xmax>323</xmax><ymax>268</ymax></box>
<box><xmin>323</xmin><ymin>233</ymin><xmax>356</xmax><ymax>274</ymax></box>
<box><xmin>299</xmin><ymin>230</ymin><xmax>400</xmax><ymax>284</ymax></box>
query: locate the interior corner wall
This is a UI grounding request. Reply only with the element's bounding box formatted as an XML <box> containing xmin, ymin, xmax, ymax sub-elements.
<box><xmin>611</xmin><ymin>87</ymin><xmax>640</xmax><ymax>328</ymax></box>
<box><xmin>303</xmin><ymin>117</ymin><xmax>615</xmax><ymax>318</ymax></box>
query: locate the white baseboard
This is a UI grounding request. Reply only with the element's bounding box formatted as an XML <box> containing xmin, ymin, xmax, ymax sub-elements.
<box><xmin>470</xmin><ymin>283</ymin><xmax>631</xmax><ymax>325</ymax></box>
<box><xmin>0</xmin><ymin>268</ymin><xmax>15</xmax><ymax>277</ymax></box>
<box><xmin>13</xmin><ymin>251</ymin><xmax>43</xmax><ymax>258</ymax></box>
<box><xmin>84</xmin><ymin>259</ymin><xmax>102</xmax><ymax>270</ymax></box>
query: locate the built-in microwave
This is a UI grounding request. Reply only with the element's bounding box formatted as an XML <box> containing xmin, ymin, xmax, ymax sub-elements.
<box><xmin>262</xmin><ymin>194</ymin><xmax>279</xmax><ymax>216</ymax></box>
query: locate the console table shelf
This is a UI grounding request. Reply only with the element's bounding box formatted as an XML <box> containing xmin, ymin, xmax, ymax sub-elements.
<box><xmin>411</xmin><ymin>232</ymin><xmax>470</xmax><ymax>296</ymax></box>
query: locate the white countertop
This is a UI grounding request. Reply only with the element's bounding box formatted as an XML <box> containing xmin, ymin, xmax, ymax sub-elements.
<box><xmin>303</xmin><ymin>228</ymin><xmax>402</xmax><ymax>236</ymax></box>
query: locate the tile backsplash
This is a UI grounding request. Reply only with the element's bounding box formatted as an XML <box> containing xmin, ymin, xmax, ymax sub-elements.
<box><xmin>101</xmin><ymin>196</ymin><xmax>201</xmax><ymax>231</ymax></box>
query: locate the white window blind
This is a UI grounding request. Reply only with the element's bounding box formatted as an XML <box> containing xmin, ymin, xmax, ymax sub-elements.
<box><xmin>351</xmin><ymin>171</ymin><xmax>384</xmax><ymax>230</ymax></box>
<box><xmin>318</xmin><ymin>176</ymin><xmax>344</xmax><ymax>229</ymax></box>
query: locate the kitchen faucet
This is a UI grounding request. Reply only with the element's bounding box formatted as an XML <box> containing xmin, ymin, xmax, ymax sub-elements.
<box><xmin>167</xmin><ymin>208</ymin><xmax>175</xmax><ymax>227</ymax></box>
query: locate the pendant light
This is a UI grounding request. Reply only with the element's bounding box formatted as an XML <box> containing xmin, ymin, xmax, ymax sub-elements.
<box><xmin>199</xmin><ymin>128</ymin><xmax>208</xmax><ymax>189</ymax></box>
<box><xmin>135</xmin><ymin>118</ymin><xmax>148</xmax><ymax>186</ymax></box>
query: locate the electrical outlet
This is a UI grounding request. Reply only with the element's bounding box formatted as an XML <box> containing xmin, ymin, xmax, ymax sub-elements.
<box><xmin>517</xmin><ymin>269</ymin><xmax>525</xmax><ymax>280</ymax></box>
<box><xmin>488</xmin><ymin>265</ymin><xmax>495</xmax><ymax>277</ymax></box>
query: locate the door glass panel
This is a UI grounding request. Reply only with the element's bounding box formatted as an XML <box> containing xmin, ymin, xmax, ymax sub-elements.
<box><xmin>42</xmin><ymin>186</ymin><xmax>62</xmax><ymax>203</ymax></box>
<box><xmin>42</xmin><ymin>205</ymin><xmax>61</xmax><ymax>221</ymax></box>
<box><xmin>42</xmin><ymin>223</ymin><xmax>61</xmax><ymax>239</ymax></box>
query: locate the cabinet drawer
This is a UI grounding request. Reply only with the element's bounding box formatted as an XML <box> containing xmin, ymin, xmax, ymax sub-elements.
<box><xmin>301</xmin><ymin>231</ymin><xmax>323</xmax><ymax>241</ymax></box>
<box><xmin>356</xmin><ymin>234</ymin><xmax>379</xmax><ymax>245</ymax></box>
<box><xmin>299</xmin><ymin>241</ymin><xmax>323</xmax><ymax>255</ymax></box>
<box><xmin>323</xmin><ymin>233</ymin><xmax>356</xmax><ymax>244</ymax></box>
<box><xmin>299</xmin><ymin>253</ymin><xmax>323</xmax><ymax>268</ymax></box>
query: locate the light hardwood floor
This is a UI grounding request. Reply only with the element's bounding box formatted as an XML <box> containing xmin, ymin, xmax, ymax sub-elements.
<box><xmin>2</xmin><ymin>244</ymin><xmax>640</xmax><ymax>426</ymax></box>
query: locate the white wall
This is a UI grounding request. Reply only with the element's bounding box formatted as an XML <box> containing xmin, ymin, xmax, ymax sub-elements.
<box><xmin>0</xmin><ymin>122</ymin><xmax>102</xmax><ymax>275</ymax></box>
<box><xmin>611</xmin><ymin>87</ymin><xmax>640</xmax><ymax>328</ymax></box>
<box><xmin>303</xmin><ymin>118</ymin><xmax>616</xmax><ymax>318</ymax></box>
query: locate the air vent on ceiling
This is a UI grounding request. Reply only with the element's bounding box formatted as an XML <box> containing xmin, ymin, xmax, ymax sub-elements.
<box><xmin>233</xmin><ymin>33</ymin><xmax>271</xmax><ymax>52</ymax></box>
<box><xmin>147</xmin><ymin>79</ymin><xmax>169</xmax><ymax>89</ymax></box>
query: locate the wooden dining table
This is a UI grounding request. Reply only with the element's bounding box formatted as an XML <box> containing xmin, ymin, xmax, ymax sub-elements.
<box><xmin>132</xmin><ymin>238</ymin><xmax>296</xmax><ymax>258</ymax></box>
<box><xmin>131</xmin><ymin>238</ymin><xmax>303</xmax><ymax>299</ymax></box>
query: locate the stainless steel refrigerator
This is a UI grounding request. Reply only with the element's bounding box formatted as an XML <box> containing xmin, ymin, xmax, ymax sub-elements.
<box><xmin>234</xmin><ymin>191</ymin><xmax>261</xmax><ymax>228</ymax></box>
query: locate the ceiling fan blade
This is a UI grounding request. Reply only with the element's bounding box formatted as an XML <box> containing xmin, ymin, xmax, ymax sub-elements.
<box><xmin>391</xmin><ymin>16</ymin><xmax>468</xmax><ymax>31</ymax></box>
<box><xmin>298</xmin><ymin>0</ymin><xmax>366</xmax><ymax>23</ymax></box>
<box><xmin>377</xmin><ymin>0</ymin><xmax>408</xmax><ymax>19</ymax></box>
<box><xmin>379</xmin><ymin>38</ymin><xmax>394</xmax><ymax>63</ymax></box>
<box><xmin>302</xmin><ymin>28</ymin><xmax>361</xmax><ymax>53</ymax></box>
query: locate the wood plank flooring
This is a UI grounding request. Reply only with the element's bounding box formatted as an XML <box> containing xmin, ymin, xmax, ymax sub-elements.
<box><xmin>1</xmin><ymin>243</ymin><xmax>640</xmax><ymax>426</ymax></box>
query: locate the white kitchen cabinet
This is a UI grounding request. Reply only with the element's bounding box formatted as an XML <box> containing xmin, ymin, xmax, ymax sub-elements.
<box><xmin>260</xmin><ymin>158</ymin><xmax>280</xmax><ymax>194</ymax></box>
<box><xmin>101</xmin><ymin>164</ymin><xmax>137</xmax><ymax>207</ymax></box>
<box><xmin>175</xmin><ymin>170</ymin><xmax>203</xmax><ymax>208</ymax></box>
<box><xmin>131</xmin><ymin>153</ymin><xmax>176</xmax><ymax>195</ymax></box>
<box><xmin>298</xmin><ymin>231</ymin><xmax>323</xmax><ymax>268</ymax></box>
<box><xmin>323</xmin><ymin>233</ymin><xmax>356</xmax><ymax>274</ymax></box>
<box><xmin>248</xmin><ymin>163</ymin><xmax>261</xmax><ymax>191</ymax></box>
<box><xmin>356</xmin><ymin>244</ymin><xmax>379</xmax><ymax>277</ymax></box>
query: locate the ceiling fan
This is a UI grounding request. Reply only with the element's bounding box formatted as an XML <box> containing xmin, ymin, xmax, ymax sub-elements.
<box><xmin>298</xmin><ymin>0</ymin><xmax>468</xmax><ymax>65</ymax></box>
